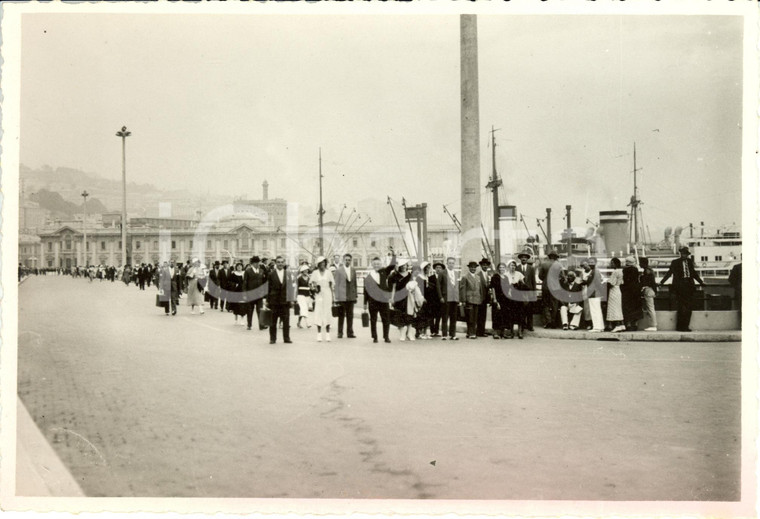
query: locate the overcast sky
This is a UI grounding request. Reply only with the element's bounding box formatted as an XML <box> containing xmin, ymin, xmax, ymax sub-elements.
<box><xmin>20</xmin><ymin>13</ymin><xmax>744</xmax><ymax>235</ymax></box>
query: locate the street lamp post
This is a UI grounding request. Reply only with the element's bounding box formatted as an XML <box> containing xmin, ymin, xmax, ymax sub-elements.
<box><xmin>81</xmin><ymin>190</ymin><xmax>89</xmax><ymax>267</ymax></box>
<box><xmin>116</xmin><ymin>126</ymin><xmax>131</xmax><ymax>267</ymax></box>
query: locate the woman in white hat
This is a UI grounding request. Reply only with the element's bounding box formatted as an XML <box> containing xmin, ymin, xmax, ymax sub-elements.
<box><xmin>296</xmin><ymin>263</ymin><xmax>313</xmax><ymax>329</ymax></box>
<box><xmin>309</xmin><ymin>256</ymin><xmax>335</xmax><ymax>341</ymax></box>
<box><xmin>185</xmin><ymin>258</ymin><xmax>206</xmax><ymax>315</ymax></box>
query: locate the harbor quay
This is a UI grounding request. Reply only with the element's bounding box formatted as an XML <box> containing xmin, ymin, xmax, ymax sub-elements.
<box><xmin>17</xmin><ymin>275</ymin><xmax>740</xmax><ymax>499</ymax></box>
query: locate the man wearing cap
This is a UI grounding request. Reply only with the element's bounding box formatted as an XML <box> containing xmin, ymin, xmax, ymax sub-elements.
<box><xmin>660</xmin><ymin>246</ymin><xmax>704</xmax><ymax>332</ymax></box>
<box><xmin>334</xmin><ymin>253</ymin><xmax>358</xmax><ymax>338</ymax></box>
<box><xmin>460</xmin><ymin>260</ymin><xmax>485</xmax><ymax>339</ymax></box>
<box><xmin>264</xmin><ymin>255</ymin><xmax>295</xmax><ymax>344</ymax></box>
<box><xmin>538</xmin><ymin>250</ymin><xmax>561</xmax><ymax>328</ymax></box>
<box><xmin>363</xmin><ymin>254</ymin><xmax>396</xmax><ymax>343</ymax></box>
<box><xmin>515</xmin><ymin>250</ymin><xmax>536</xmax><ymax>331</ymax></box>
<box><xmin>244</xmin><ymin>255</ymin><xmax>269</xmax><ymax>331</ymax></box>
<box><xmin>476</xmin><ymin>259</ymin><xmax>492</xmax><ymax>337</ymax></box>
<box><xmin>437</xmin><ymin>256</ymin><xmax>461</xmax><ymax>340</ymax></box>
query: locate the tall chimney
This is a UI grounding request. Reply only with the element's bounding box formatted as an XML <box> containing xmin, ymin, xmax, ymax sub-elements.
<box><xmin>263</xmin><ymin>180</ymin><xmax>269</xmax><ymax>201</ymax></box>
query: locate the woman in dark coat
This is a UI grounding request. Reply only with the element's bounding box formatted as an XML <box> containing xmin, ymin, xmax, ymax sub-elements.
<box><xmin>158</xmin><ymin>262</ymin><xmax>181</xmax><ymax>316</ymax></box>
<box><xmin>490</xmin><ymin>263</ymin><xmax>509</xmax><ymax>339</ymax></box>
<box><xmin>388</xmin><ymin>260</ymin><xmax>415</xmax><ymax>341</ymax></box>
<box><xmin>227</xmin><ymin>261</ymin><xmax>248</xmax><ymax>326</ymax></box>
<box><xmin>621</xmin><ymin>256</ymin><xmax>643</xmax><ymax>330</ymax></box>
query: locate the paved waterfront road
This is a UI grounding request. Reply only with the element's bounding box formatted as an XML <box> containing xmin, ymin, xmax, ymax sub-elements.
<box><xmin>17</xmin><ymin>276</ymin><xmax>740</xmax><ymax>499</ymax></box>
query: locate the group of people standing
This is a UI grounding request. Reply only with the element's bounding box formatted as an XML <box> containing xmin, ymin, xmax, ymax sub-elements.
<box><xmin>147</xmin><ymin>244</ymin><xmax>721</xmax><ymax>343</ymax></box>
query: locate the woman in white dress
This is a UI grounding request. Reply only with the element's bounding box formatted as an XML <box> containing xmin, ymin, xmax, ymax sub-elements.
<box><xmin>605</xmin><ymin>257</ymin><xmax>625</xmax><ymax>332</ymax></box>
<box><xmin>185</xmin><ymin>258</ymin><xmax>206</xmax><ymax>315</ymax></box>
<box><xmin>309</xmin><ymin>256</ymin><xmax>335</xmax><ymax>342</ymax></box>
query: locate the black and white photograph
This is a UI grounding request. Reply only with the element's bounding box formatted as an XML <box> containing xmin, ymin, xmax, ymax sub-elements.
<box><xmin>1</xmin><ymin>1</ymin><xmax>757</xmax><ymax>517</ymax></box>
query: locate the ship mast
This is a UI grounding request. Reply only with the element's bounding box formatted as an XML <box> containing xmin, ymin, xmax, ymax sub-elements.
<box><xmin>629</xmin><ymin>142</ymin><xmax>644</xmax><ymax>251</ymax></box>
<box><xmin>485</xmin><ymin>126</ymin><xmax>503</xmax><ymax>262</ymax></box>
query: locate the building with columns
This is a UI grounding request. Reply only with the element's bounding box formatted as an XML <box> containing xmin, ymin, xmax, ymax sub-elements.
<box><xmin>37</xmin><ymin>216</ymin><xmax>459</xmax><ymax>269</ymax></box>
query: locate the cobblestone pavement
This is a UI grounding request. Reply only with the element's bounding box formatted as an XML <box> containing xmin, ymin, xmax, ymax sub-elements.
<box><xmin>17</xmin><ymin>276</ymin><xmax>741</xmax><ymax>499</ymax></box>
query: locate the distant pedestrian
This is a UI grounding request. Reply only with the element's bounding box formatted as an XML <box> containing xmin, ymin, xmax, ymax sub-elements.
<box><xmin>185</xmin><ymin>258</ymin><xmax>206</xmax><ymax>315</ymax></box>
<box><xmin>333</xmin><ymin>253</ymin><xmax>358</xmax><ymax>339</ymax></box>
<box><xmin>559</xmin><ymin>270</ymin><xmax>584</xmax><ymax>331</ymax></box>
<box><xmin>581</xmin><ymin>259</ymin><xmax>605</xmax><ymax>332</ymax></box>
<box><xmin>503</xmin><ymin>260</ymin><xmax>527</xmax><ymax>339</ymax></box>
<box><xmin>243</xmin><ymin>256</ymin><xmax>268</xmax><ymax>331</ymax></box>
<box><xmin>428</xmin><ymin>262</ymin><xmax>444</xmax><ymax>337</ymax></box>
<box><xmin>639</xmin><ymin>257</ymin><xmax>658</xmax><ymax>331</ymax></box>
<box><xmin>659</xmin><ymin>246</ymin><xmax>704</xmax><ymax>332</ymax></box>
<box><xmin>364</xmin><ymin>254</ymin><xmax>395</xmax><ymax>343</ymax></box>
<box><xmin>605</xmin><ymin>257</ymin><xmax>625</xmax><ymax>332</ymax></box>
<box><xmin>515</xmin><ymin>250</ymin><xmax>536</xmax><ymax>331</ymax></box>
<box><xmin>296</xmin><ymin>265</ymin><xmax>313</xmax><ymax>329</ymax></box>
<box><xmin>459</xmin><ymin>260</ymin><xmax>485</xmax><ymax>339</ymax></box>
<box><xmin>416</xmin><ymin>262</ymin><xmax>435</xmax><ymax>339</ymax></box>
<box><xmin>621</xmin><ymin>256</ymin><xmax>643</xmax><ymax>331</ymax></box>
<box><xmin>310</xmin><ymin>256</ymin><xmax>335</xmax><ymax>342</ymax></box>
<box><xmin>208</xmin><ymin>262</ymin><xmax>221</xmax><ymax>309</ymax></box>
<box><xmin>476</xmin><ymin>259</ymin><xmax>492</xmax><ymax>337</ymax></box>
<box><xmin>729</xmin><ymin>262</ymin><xmax>741</xmax><ymax>326</ymax></box>
<box><xmin>264</xmin><ymin>255</ymin><xmax>294</xmax><ymax>344</ymax></box>
<box><xmin>538</xmin><ymin>250</ymin><xmax>561</xmax><ymax>328</ymax></box>
<box><xmin>158</xmin><ymin>261</ymin><xmax>180</xmax><ymax>316</ymax></box>
<box><xmin>228</xmin><ymin>261</ymin><xmax>247</xmax><ymax>326</ymax></box>
<box><xmin>437</xmin><ymin>256</ymin><xmax>461</xmax><ymax>341</ymax></box>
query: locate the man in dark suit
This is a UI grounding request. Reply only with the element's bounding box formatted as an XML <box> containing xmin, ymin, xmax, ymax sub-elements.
<box><xmin>363</xmin><ymin>255</ymin><xmax>396</xmax><ymax>343</ymax></box>
<box><xmin>476</xmin><ymin>259</ymin><xmax>492</xmax><ymax>337</ymax></box>
<box><xmin>208</xmin><ymin>261</ymin><xmax>220</xmax><ymax>309</ymax></box>
<box><xmin>429</xmin><ymin>262</ymin><xmax>445</xmax><ymax>336</ymax></box>
<box><xmin>138</xmin><ymin>263</ymin><xmax>147</xmax><ymax>290</ymax></box>
<box><xmin>437</xmin><ymin>256</ymin><xmax>461</xmax><ymax>340</ymax></box>
<box><xmin>729</xmin><ymin>262</ymin><xmax>741</xmax><ymax>325</ymax></box>
<box><xmin>538</xmin><ymin>249</ymin><xmax>561</xmax><ymax>328</ymax></box>
<box><xmin>659</xmin><ymin>246</ymin><xmax>705</xmax><ymax>332</ymax></box>
<box><xmin>459</xmin><ymin>260</ymin><xmax>485</xmax><ymax>339</ymax></box>
<box><xmin>218</xmin><ymin>260</ymin><xmax>229</xmax><ymax>312</ymax></box>
<box><xmin>334</xmin><ymin>253</ymin><xmax>358</xmax><ymax>338</ymax></box>
<box><xmin>516</xmin><ymin>250</ymin><xmax>536</xmax><ymax>331</ymax></box>
<box><xmin>243</xmin><ymin>255</ymin><xmax>268</xmax><ymax>331</ymax></box>
<box><xmin>264</xmin><ymin>255</ymin><xmax>294</xmax><ymax>344</ymax></box>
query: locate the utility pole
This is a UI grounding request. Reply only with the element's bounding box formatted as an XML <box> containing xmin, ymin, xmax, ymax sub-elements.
<box><xmin>81</xmin><ymin>190</ymin><xmax>89</xmax><ymax>267</ymax></box>
<box><xmin>116</xmin><ymin>126</ymin><xmax>131</xmax><ymax>267</ymax></box>
<box><xmin>318</xmin><ymin>148</ymin><xmax>325</xmax><ymax>256</ymax></box>
<box><xmin>485</xmin><ymin>126</ymin><xmax>503</xmax><ymax>263</ymax></box>
<box><xmin>546</xmin><ymin>208</ymin><xmax>552</xmax><ymax>252</ymax></box>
